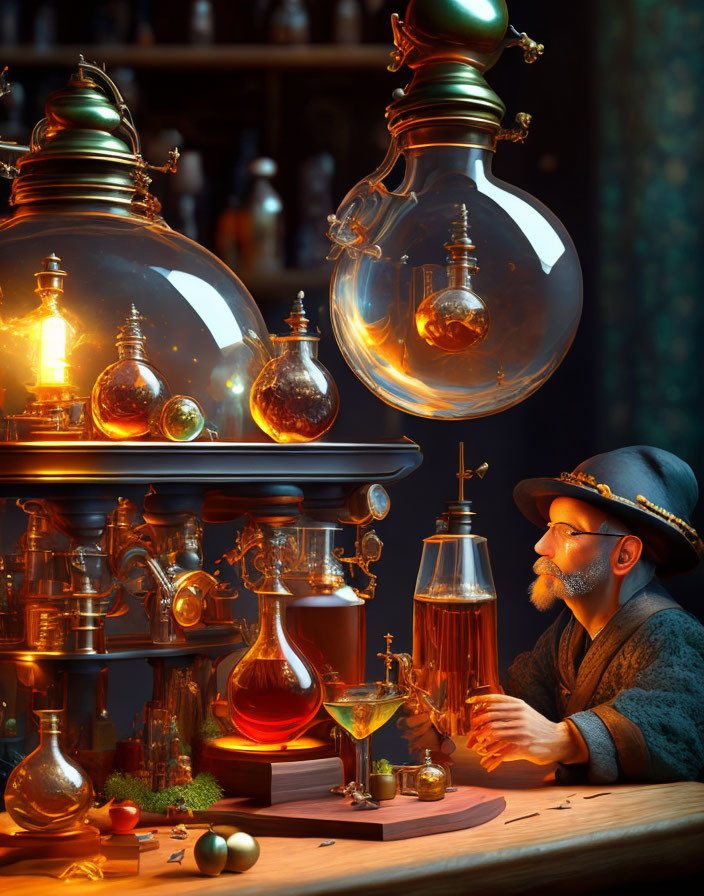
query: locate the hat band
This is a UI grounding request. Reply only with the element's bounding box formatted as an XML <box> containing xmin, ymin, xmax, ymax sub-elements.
<box><xmin>559</xmin><ymin>471</ymin><xmax>703</xmax><ymax>553</ymax></box>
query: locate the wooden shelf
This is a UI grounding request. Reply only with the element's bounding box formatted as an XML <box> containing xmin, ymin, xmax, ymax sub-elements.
<box><xmin>0</xmin><ymin>44</ymin><xmax>393</xmax><ymax>71</ymax></box>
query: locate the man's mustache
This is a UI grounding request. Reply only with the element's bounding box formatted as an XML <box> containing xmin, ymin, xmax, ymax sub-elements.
<box><xmin>533</xmin><ymin>557</ymin><xmax>564</xmax><ymax>578</ymax></box>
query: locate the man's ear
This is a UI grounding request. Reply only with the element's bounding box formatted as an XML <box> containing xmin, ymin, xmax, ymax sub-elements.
<box><xmin>610</xmin><ymin>535</ymin><xmax>643</xmax><ymax>577</ymax></box>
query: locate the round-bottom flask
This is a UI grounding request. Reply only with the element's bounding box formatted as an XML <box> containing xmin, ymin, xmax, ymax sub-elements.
<box><xmin>5</xmin><ymin>710</ymin><xmax>93</xmax><ymax>831</ymax></box>
<box><xmin>250</xmin><ymin>292</ymin><xmax>339</xmax><ymax>443</ymax></box>
<box><xmin>92</xmin><ymin>305</ymin><xmax>170</xmax><ymax>439</ymax></box>
<box><xmin>227</xmin><ymin>594</ymin><xmax>322</xmax><ymax>744</ymax></box>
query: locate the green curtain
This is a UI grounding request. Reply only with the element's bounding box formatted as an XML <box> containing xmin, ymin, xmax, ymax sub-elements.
<box><xmin>598</xmin><ymin>0</ymin><xmax>704</xmax><ymax>464</ymax></box>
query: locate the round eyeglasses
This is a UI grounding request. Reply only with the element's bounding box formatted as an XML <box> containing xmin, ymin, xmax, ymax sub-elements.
<box><xmin>546</xmin><ymin>521</ymin><xmax>625</xmax><ymax>540</ymax></box>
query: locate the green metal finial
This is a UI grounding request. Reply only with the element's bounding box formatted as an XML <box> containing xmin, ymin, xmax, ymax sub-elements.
<box><xmin>386</xmin><ymin>0</ymin><xmax>543</xmax><ymax>147</ymax></box>
<box><xmin>405</xmin><ymin>0</ymin><xmax>509</xmax><ymax>53</ymax></box>
<box><xmin>9</xmin><ymin>59</ymin><xmax>177</xmax><ymax>220</ymax></box>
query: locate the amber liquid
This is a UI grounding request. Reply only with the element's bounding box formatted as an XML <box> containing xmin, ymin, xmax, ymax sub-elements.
<box><xmin>323</xmin><ymin>695</ymin><xmax>406</xmax><ymax>740</ymax></box>
<box><xmin>228</xmin><ymin>657</ymin><xmax>323</xmax><ymax>744</ymax></box>
<box><xmin>286</xmin><ymin>598</ymin><xmax>365</xmax><ymax>684</ymax></box>
<box><xmin>412</xmin><ymin>595</ymin><xmax>500</xmax><ymax>737</ymax></box>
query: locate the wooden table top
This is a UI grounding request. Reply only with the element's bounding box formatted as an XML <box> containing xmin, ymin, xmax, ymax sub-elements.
<box><xmin>2</xmin><ymin>782</ymin><xmax>704</xmax><ymax>895</ymax></box>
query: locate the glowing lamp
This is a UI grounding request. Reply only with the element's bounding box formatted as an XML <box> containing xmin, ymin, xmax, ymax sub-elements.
<box><xmin>327</xmin><ymin>0</ymin><xmax>582</xmax><ymax>419</ymax></box>
<box><xmin>31</xmin><ymin>254</ymin><xmax>74</xmax><ymax>397</ymax></box>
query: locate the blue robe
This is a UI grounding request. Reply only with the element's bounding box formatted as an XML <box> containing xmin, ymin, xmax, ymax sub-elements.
<box><xmin>506</xmin><ymin>584</ymin><xmax>704</xmax><ymax>783</ymax></box>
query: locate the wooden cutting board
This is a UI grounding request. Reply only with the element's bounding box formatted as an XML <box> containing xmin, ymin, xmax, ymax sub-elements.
<box><xmin>194</xmin><ymin>786</ymin><xmax>506</xmax><ymax>841</ymax></box>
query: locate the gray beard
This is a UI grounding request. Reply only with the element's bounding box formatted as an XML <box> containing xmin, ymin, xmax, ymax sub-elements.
<box><xmin>529</xmin><ymin>554</ymin><xmax>611</xmax><ymax>610</ymax></box>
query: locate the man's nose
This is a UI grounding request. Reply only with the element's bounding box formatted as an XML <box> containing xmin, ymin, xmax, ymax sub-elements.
<box><xmin>534</xmin><ymin>529</ymin><xmax>553</xmax><ymax>556</ymax></box>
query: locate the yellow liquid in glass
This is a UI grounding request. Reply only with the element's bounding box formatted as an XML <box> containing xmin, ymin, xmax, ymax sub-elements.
<box><xmin>323</xmin><ymin>695</ymin><xmax>405</xmax><ymax>740</ymax></box>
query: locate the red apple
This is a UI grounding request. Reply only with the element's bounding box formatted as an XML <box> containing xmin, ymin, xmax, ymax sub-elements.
<box><xmin>109</xmin><ymin>799</ymin><xmax>141</xmax><ymax>833</ymax></box>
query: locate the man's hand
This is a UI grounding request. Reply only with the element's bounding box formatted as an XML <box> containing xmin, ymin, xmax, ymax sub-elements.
<box><xmin>397</xmin><ymin>711</ymin><xmax>456</xmax><ymax>759</ymax></box>
<box><xmin>467</xmin><ymin>694</ymin><xmax>589</xmax><ymax>772</ymax></box>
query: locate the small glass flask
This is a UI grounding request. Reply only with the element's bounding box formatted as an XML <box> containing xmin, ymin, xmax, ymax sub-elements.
<box><xmin>250</xmin><ymin>292</ymin><xmax>339</xmax><ymax>442</ymax></box>
<box><xmin>415</xmin><ymin>205</ymin><xmax>490</xmax><ymax>353</ymax></box>
<box><xmin>91</xmin><ymin>305</ymin><xmax>170</xmax><ymax>439</ymax></box>
<box><xmin>243</xmin><ymin>157</ymin><xmax>284</xmax><ymax>275</ymax></box>
<box><xmin>5</xmin><ymin>709</ymin><xmax>93</xmax><ymax>831</ymax></box>
<box><xmin>415</xmin><ymin>748</ymin><xmax>447</xmax><ymax>802</ymax></box>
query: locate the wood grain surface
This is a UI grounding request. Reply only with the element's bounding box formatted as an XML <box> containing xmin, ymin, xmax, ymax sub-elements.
<box><xmin>1</xmin><ymin>782</ymin><xmax>703</xmax><ymax>896</ymax></box>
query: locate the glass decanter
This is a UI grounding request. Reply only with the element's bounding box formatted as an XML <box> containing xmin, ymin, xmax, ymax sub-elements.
<box><xmin>412</xmin><ymin>445</ymin><xmax>501</xmax><ymax>737</ymax></box>
<box><xmin>227</xmin><ymin>524</ymin><xmax>322</xmax><ymax>744</ymax></box>
<box><xmin>5</xmin><ymin>709</ymin><xmax>93</xmax><ymax>831</ymax></box>
<box><xmin>250</xmin><ymin>292</ymin><xmax>339</xmax><ymax>443</ymax></box>
<box><xmin>91</xmin><ymin>304</ymin><xmax>170</xmax><ymax>439</ymax></box>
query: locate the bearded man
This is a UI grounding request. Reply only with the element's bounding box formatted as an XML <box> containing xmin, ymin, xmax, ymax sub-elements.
<box><xmin>402</xmin><ymin>446</ymin><xmax>704</xmax><ymax>784</ymax></box>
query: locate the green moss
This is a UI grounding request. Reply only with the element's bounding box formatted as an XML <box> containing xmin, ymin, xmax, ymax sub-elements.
<box><xmin>199</xmin><ymin>716</ymin><xmax>221</xmax><ymax>742</ymax></box>
<box><xmin>104</xmin><ymin>772</ymin><xmax>223</xmax><ymax>814</ymax></box>
<box><xmin>371</xmin><ymin>758</ymin><xmax>393</xmax><ymax>775</ymax></box>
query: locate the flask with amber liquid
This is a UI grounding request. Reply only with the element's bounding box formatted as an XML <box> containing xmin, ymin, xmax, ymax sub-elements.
<box><xmin>412</xmin><ymin>445</ymin><xmax>500</xmax><ymax>737</ymax></box>
<box><xmin>250</xmin><ymin>292</ymin><xmax>339</xmax><ymax>442</ymax></box>
<box><xmin>284</xmin><ymin>522</ymin><xmax>365</xmax><ymax>685</ymax></box>
<box><xmin>227</xmin><ymin>524</ymin><xmax>323</xmax><ymax>744</ymax></box>
<box><xmin>92</xmin><ymin>305</ymin><xmax>170</xmax><ymax>439</ymax></box>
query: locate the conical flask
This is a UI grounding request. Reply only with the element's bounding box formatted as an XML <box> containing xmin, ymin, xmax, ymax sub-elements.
<box><xmin>227</xmin><ymin>525</ymin><xmax>322</xmax><ymax>743</ymax></box>
<box><xmin>5</xmin><ymin>709</ymin><xmax>93</xmax><ymax>831</ymax></box>
<box><xmin>412</xmin><ymin>445</ymin><xmax>500</xmax><ymax>737</ymax></box>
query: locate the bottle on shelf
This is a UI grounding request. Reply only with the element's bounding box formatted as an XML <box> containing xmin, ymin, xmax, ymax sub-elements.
<box><xmin>242</xmin><ymin>157</ymin><xmax>284</xmax><ymax>276</ymax></box>
<box><xmin>92</xmin><ymin>0</ymin><xmax>131</xmax><ymax>44</ymax></box>
<box><xmin>189</xmin><ymin>0</ymin><xmax>215</xmax><ymax>45</ymax></box>
<box><xmin>135</xmin><ymin>0</ymin><xmax>156</xmax><ymax>45</ymax></box>
<box><xmin>332</xmin><ymin>0</ymin><xmax>362</xmax><ymax>44</ymax></box>
<box><xmin>215</xmin><ymin>130</ymin><xmax>260</xmax><ymax>272</ymax></box>
<box><xmin>269</xmin><ymin>0</ymin><xmax>310</xmax><ymax>44</ymax></box>
<box><xmin>173</xmin><ymin>149</ymin><xmax>205</xmax><ymax>243</ymax></box>
<box><xmin>296</xmin><ymin>152</ymin><xmax>335</xmax><ymax>269</ymax></box>
<box><xmin>33</xmin><ymin>2</ymin><xmax>58</xmax><ymax>51</ymax></box>
<box><xmin>0</xmin><ymin>1</ymin><xmax>20</xmax><ymax>47</ymax></box>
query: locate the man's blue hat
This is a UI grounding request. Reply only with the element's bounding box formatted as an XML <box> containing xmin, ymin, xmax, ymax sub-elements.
<box><xmin>513</xmin><ymin>446</ymin><xmax>703</xmax><ymax>576</ymax></box>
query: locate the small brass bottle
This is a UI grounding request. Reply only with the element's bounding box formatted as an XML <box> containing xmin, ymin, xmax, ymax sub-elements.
<box><xmin>415</xmin><ymin>748</ymin><xmax>447</xmax><ymax>802</ymax></box>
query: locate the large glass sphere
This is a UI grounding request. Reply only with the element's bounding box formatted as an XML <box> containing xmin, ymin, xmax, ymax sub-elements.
<box><xmin>0</xmin><ymin>212</ymin><xmax>273</xmax><ymax>440</ymax></box>
<box><xmin>329</xmin><ymin>144</ymin><xmax>582</xmax><ymax>418</ymax></box>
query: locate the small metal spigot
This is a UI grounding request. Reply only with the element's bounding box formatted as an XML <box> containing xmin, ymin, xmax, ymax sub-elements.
<box><xmin>376</xmin><ymin>633</ymin><xmax>395</xmax><ymax>685</ymax></box>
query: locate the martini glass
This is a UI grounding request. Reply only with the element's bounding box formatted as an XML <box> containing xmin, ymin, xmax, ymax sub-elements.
<box><xmin>323</xmin><ymin>681</ymin><xmax>407</xmax><ymax>797</ymax></box>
